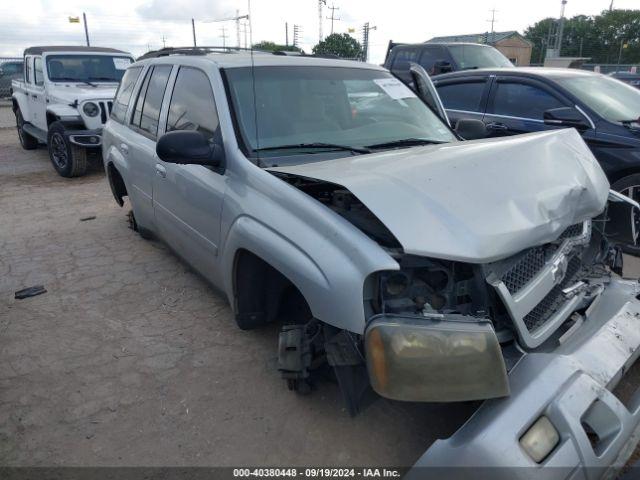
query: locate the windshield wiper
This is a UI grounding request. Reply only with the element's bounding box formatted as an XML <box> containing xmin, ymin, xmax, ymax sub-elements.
<box><xmin>88</xmin><ymin>77</ymin><xmax>119</xmax><ymax>82</ymax></box>
<box><xmin>51</xmin><ymin>77</ymin><xmax>97</xmax><ymax>87</ymax></box>
<box><xmin>366</xmin><ymin>138</ymin><xmax>447</xmax><ymax>149</ymax></box>
<box><xmin>254</xmin><ymin>142</ymin><xmax>371</xmax><ymax>154</ymax></box>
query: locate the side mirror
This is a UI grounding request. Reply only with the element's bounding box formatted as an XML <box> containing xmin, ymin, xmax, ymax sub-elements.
<box><xmin>455</xmin><ymin>118</ymin><xmax>487</xmax><ymax>140</ymax></box>
<box><xmin>543</xmin><ymin>107</ymin><xmax>590</xmax><ymax>131</ymax></box>
<box><xmin>156</xmin><ymin>130</ymin><xmax>223</xmax><ymax>167</ymax></box>
<box><xmin>433</xmin><ymin>60</ymin><xmax>453</xmax><ymax>75</ymax></box>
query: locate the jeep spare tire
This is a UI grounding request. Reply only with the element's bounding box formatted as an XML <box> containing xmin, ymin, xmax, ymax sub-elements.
<box><xmin>47</xmin><ymin>121</ymin><xmax>88</xmax><ymax>178</ymax></box>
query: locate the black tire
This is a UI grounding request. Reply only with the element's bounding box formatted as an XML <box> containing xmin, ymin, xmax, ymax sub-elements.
<box><xmin>611</xmin><ymin>173</ymin><xmax>640</xmax><ymax>256</ymax></box>
<box><xmin>127</xmin><ymin>210</ymin><xmax>153</xmax><ymax>240</ymax></box>
<box><xmin>15</xmin><ymin>109</ymin><xmax>38</xmax><ymax>150</ymax></box>
<box><xmin>47</xmin><ymin>121</ymin><xmax>88</xmax><ymax>177</ymax></box>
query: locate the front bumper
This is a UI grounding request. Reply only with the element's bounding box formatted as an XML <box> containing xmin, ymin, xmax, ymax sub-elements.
<box><xmin>409</xmin><ymin>277</ymin><xmax>640</xmax><ymax>480</ymax></box>
<box><xmin>64</xmin><ymin>129</ymin><xmax>102</xmax><ymax>147</ymax></box>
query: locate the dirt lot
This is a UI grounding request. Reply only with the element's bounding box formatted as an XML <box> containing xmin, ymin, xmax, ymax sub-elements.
<box><xmin>0</xmin><ymin>124</ymin><xmax>480</xmax><ymax>467</ymax></box>
<box><xmin>0</xmin><ymin>114</ymin><xmax>638</xmax><ymax>470</ymax></box>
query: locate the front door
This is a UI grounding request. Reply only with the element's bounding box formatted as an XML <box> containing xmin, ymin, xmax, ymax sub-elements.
<box><xmin>152</xmin><ymin>66</ymin><xmax>226</xmax><ymax>281</ymax></box>
<box><xmin>483</xmin><ymin>77</ymin><xmax>569</xmax><ymax>137</ymax></box>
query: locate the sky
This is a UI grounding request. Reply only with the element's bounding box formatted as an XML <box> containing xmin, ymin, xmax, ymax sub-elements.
<box><xmin>0</xmin><ymin>0</ymin><xmax>638</xmax><ymax>63</ymax></box>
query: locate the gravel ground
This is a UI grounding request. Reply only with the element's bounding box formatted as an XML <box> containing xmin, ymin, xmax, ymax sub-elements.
<box><xmin>0</xmin><ymin>116</ymin><xmax>638</xmax><ymax>471</ymax></box>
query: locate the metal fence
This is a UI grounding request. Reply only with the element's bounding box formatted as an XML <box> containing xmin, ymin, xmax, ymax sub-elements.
<box><xmin>0</xmin><ymin>57</ymin><xmax>22</xmax><ymax>99</ymax></box>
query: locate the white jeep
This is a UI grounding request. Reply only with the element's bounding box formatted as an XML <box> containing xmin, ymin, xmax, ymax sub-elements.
<box><xmin>11</xmin><ymin>46</ymin><xmax>134</xmax><ymax>177</ymax></box>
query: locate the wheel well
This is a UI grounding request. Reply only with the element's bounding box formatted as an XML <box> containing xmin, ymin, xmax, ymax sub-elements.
<box><xmin>107</xmin><ymin>162</ymin><xmax>127</xmax><ymax>207</ymax></box>
<box><xmin>609</xmin><ymin>168</ymin><xmax>640</xmax><ymax>187</ymax></box>
<box><xmin>233</xmin><ymin>249</ymin><xmax>311</xmax><ymax>327</ymax></box>
<box><xmin>12</xmin><ymin>98</ymin><xmax>18</xmax><ymax>112</ymax></box>
<box><xmin>46</xmin><ymin>111</ymin><xmax>59</xmax><ymax>127</ymax></box>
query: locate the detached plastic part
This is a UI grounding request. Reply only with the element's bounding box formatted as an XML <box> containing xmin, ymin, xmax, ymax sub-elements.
<box><xmin>364</xmin><ymin>314</ymin><xmax>509</xmax><ymax>402</ymax></box>
<box><xmin>15</xmin><ymin>285</ymin><xmax>47</xmax><ymax>299</ymax></box>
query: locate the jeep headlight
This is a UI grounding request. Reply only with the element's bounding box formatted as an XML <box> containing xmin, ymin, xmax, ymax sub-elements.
<box><xmin>364</xmin><ymin>315</ymin><xmax>509</xmax><ymax>402</ymax></box>
<box><xmin>83</xmin><ymin>102</ymin><xmax>99</xmax><ymax>117</ymax></box>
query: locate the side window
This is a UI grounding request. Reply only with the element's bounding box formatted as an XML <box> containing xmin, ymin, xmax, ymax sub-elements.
<box><xmin>34</xmin><ymin>57</ymin><xmax>43</xmax><ymax>86</ymax></box>
<box><xmin>111</xmin><ymin>66</ymin><xmax>143</xmax><ymax>123</ymax></box>
<box><xmin>166</xmin><ymin>67</ymin><xmax>220</xmax><ymax>141</ymax></box>
<box><xmin>391</xmin><ymin>48</ymin><xmax>419</xmax><ymax>71</ymax></box>
<box><xmin>130</xmin><ymin>65</ymin><xmax>172</xmax><ymax>138</ymax></box>
<box><xmin>417</xmin><ymin>47</ymin><xmax>442</xmax><ymax>73</ymax></box>
<box><xmin>491</xmin><ymin>82</ymin><xmax>565</xmax><ymax>119</ymax></box>
<box><xmin>437</xmin><ymin>81</ymin><xmax>487</xmax><ymax>112</ymax></box>
<box><xmin>25</xmin><ymin>57</ymin><xmax>31</xmax><ymax>83</ymax></box>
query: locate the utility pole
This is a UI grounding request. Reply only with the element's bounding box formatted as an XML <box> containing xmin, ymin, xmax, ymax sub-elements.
<box><xmin>220</xmin><ymin>26</ymin><xmax>228</xmax><ymax>48</ymax></box>
<box><xmin>555</xmin><ymin>0</ymin><xmax>567</xmax><ymax>55</ymax></box>
<box><xmin>191</xmin><ymin>19</ymin><xmax>197</xmax><ymax>47</ymax></box>
<box><xmin>617</xmin><ymin>39</ymin><xmax>625</xmax><ymax>71</ymax></box>
<box><xmin>318</xmin><ymin>0</ymin><xmax>326</xmax><ymax>42</ymax></box>
<box><xmin>362</xmin><ymin>22</ymin><xmax>376</xmax><ymax>62</ymax></box>
<box><xmin>83</xmin><ymin>12</ymin><xmax>90</xmax><ymax>47</ymax></box>
<box><xmin>326</xmin><ymin>4</ymin><xmax>340</xmax><ymax>35</ymax></box>
<box><xmin>161</xmin><ymin>35</ymin><xmax>167</xmax><ymax>48</ymax></box>
<box><xmin>285</xmin><ymin>22</ymin><xmax>289</xmax><ymax>46</ymax></box>
<box><xmin>293</xmin><ymin>24</ymin><xmax>301</xmax><ymax>48</ymax></box>
<box><xmin>609</xmin><ymin>0</ymin><xmax>614</xmax><ymax>11</ymax></box>
<box><xmin>487</xmin><ymin>8</ymin><xmax>497</xmax><ymax>43</ymax></box>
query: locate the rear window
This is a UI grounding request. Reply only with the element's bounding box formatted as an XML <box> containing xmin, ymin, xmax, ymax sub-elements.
<box><xmin>437</xmin><ymin>81</ymin><xmax>486</xmax><ymax>112</ymax></box>
<box><xmin>111</xmin><ymin>66</ymin><xmax>143</xmax><ymax>124</ymax></box>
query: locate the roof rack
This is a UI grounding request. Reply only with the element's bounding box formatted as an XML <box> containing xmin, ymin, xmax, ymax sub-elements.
<box><xmin>137</xmin><ymin>46</ymin><xmax>260</xmax><ymax>61</ymax></box>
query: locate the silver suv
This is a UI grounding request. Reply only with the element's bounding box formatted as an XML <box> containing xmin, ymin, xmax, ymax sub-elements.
<box><xmin>102</xmin><ymin>48</ymin><xmax>640</xmax><ymax>477</ymax></box>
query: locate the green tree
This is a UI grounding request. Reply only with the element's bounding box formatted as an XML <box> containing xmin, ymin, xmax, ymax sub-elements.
<box><xmin>312</xmin><ymin>33</ymin><xmax>363</xmax><ymax>59</ymax></box>
<box><xmin>525</xmin><ymin>9</ymin><xmax>640</xmax><ymax>64</ymax></box>
<box><xmin>252</xmin><ymin>41</ymin><xmax>303</xmax><ymax>53</ymax></box>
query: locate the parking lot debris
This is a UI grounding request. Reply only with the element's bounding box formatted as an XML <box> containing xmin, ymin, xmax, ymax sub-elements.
<box><xmin>14</xmin><ymin>285</ymin><xmax>47</xmax><ymax>299</ymax></box>
<box><xmin>79</xmin><ymin>216</ymin><xmax>96</xmax><ymax>222</ymax></box>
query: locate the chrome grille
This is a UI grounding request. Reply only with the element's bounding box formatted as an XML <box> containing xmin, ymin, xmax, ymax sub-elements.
<box><xmin>500</xmin><ymin>223</ymin><xmax>583</xmax><ymax>294</ymax></box>
<box><xmin>522</xmin><ymin>256</ymin><xmax>582</xmax><ymax>331</ymax></box>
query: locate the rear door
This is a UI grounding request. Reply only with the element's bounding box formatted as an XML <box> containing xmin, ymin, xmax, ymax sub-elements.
<box><xmin>433</xmin><ymin>75</ymin><xmax>491</xmax><ymax>126</ymax></box>
<box><xmin>152</xmin><ymin>66</ymin><xmax>226</xmax><ymax>279</ymax></box>
<box><xmin>30</xmin><ymin>56</ymin><xmax>47</xmax><ymax>131</ymax></box>
<box><xmin>483</xmin><ymin>76</ymin><xmax>569</xmax><ymax>137</ymax></box>
<box><xmin>125</xmin><ymin>64</ymin><xmax>173</xmax><ymax>228</ymax></box>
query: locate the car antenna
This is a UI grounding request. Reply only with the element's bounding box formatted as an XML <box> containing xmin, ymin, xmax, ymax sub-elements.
<box><xmin>248</xmin><ymin>0</ymin><xmax>262</xmax><ymax>168</ymax></box>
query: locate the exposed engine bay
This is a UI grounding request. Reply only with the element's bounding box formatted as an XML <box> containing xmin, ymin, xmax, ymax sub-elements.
<box><xmin>273</xmin><ymin>170</ymin><xmax>638</xmax><ymax>411</ymax></box>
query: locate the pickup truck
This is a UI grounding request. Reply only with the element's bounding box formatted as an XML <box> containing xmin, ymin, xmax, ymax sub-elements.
<box><xmin>103</xmin><ymin>48</ymin><xmax>640</xmax><ymax>478</ymax></box>
<box><xmin>12</xmin><ymin>46</ymin><xmax>134</xmax><ymax>177</ymax></box>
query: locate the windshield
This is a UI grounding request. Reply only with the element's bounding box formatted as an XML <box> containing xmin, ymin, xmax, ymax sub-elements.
<box><xmin>46</xmin><ymin>55</ymin><xmax>133</xmax><ymax>83</ymax></box>
<box><xmin>224</xmin><ymin>66</ymin><xmax>456</xmax><ymax>163</ymax></box>
<box><xmin>447</xmin><ymin>45</ymin><xmax>513</xmax><ymax>70</ymax></box>
<box><xmin>555</xmin><ymin>74</ymin><xmax>640</xmax><ymax>123</ymax></box>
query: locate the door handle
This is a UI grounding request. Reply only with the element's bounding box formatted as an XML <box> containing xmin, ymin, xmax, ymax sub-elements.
<box><xmin>120</xmin><ymin>143</ymin><xmax>129</xmax><ymax>155</ymax></box>
<box><xmin>486</xmin><ymin>122</ymin><xmax>508</xmax><ymax>131</ymax></box>
<box><xmin>155</xmin><ymin>164</ymin><xmax>166</xmax><ymax>178</ymax></box>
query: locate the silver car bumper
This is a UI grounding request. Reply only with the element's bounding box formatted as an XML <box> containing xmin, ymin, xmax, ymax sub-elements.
<box><xmin>409</xmin><ymin>278</ymin><xmax>640</xmax><ymax>480</ymax></box>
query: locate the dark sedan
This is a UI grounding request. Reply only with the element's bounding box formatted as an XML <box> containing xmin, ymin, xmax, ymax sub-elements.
<box><xmin>433</xmin><ymin>67</ymin><xmax>640</xmax><ymax>197</ymax></box>
<box><xmin>609</xmin><ymin>71</ymin><xmax>640</xmax><ymax>89</ymax></box>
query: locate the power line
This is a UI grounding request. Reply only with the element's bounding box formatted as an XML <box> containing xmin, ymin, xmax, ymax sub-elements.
<box><xmin>326</xmin><ymin>4</ymin><xmax>340</xmax><ymax>35</ymax></box>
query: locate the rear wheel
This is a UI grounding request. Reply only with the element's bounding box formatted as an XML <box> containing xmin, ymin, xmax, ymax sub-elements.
<box><xmin>611</xmin><ymin>173</ymin><xmax>640</xmax><ymax>256</ymax></box>
<box><xmin>15</xmin><ymin>109</ymin><xmax>38</xmax><ymax>150</ymax></box>
<box><xmin>47</xmin><ymin>121</ymin><xmax>87</xmax><ymax>177</ymax></box>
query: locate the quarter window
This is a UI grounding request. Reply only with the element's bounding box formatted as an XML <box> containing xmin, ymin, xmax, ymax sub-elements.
<box><xmin>34</xmin><ymin>57</ymin><xmax>44</xmax><ymax>86</ymax></box>
<box><xmin>111</xmin><ymin>66</ymin><xmax>143</xmax><ymax>123</ymax></box>
<box><xmin>491</xmin><ymin>82</ymin><xmax>564</xmax><ymax>119</ymax></box>
<box><xmin>131</xmin><ymin>65</ymin><xmax>172</xmax><ymax>138</ymax></box>
<box><xmin>437</xmin><ymin>81</ymin><xmax>486</xmax><ymax>112</ymax></box>
<box><xmin>166</xmin><ymin>67</ymin><xmax>220</xmax><ymax>140</ymax></box>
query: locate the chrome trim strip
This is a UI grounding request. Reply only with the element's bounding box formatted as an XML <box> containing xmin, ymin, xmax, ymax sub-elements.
<box><xmin>575</xmin><ymin>104</ymin><xmax>596</xmax><ymax>129</ymax></box>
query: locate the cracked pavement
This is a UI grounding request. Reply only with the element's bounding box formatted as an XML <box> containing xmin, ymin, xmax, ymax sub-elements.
<box><xmin>0</xmin><ymin>124</ymin><xmax>478</xmax><ymax>467</ymax></box>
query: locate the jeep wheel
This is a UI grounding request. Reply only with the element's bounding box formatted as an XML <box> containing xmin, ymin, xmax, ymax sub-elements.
<box><xmin>611</xmin><ymin>173</ymin><xmax>640</xmax><ymax>256</ymax></box>
<box><xmin>47</xmin><ymin>121</ymin><xmax>88</xmax><ymax>178</ymax></box>
<box><xmin>15</xmin><ymin>109</ymin><xmax>38</xmax><ymax>150</ymax></box>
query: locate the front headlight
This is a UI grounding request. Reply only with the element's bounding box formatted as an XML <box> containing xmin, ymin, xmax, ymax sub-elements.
<box><xmin>365</xmin><ymin>315</ymin><xmax>509</xmax><ymax>402</ymax></box>
<box><xmin>83</xmin><ymin>102</ymin><xmax>99</xmax><ymax>117</ymax></box>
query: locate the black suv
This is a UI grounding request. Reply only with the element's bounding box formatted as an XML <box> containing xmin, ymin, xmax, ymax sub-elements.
<box><xmin>433</xmin><ymin>67</ymin><xmax>640</xmax><ymax>197</ymax></box>
<box><xmin>383</xmin><ymin>42</ymin><xmax>513</xmax><ymax>84</ymax></box>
